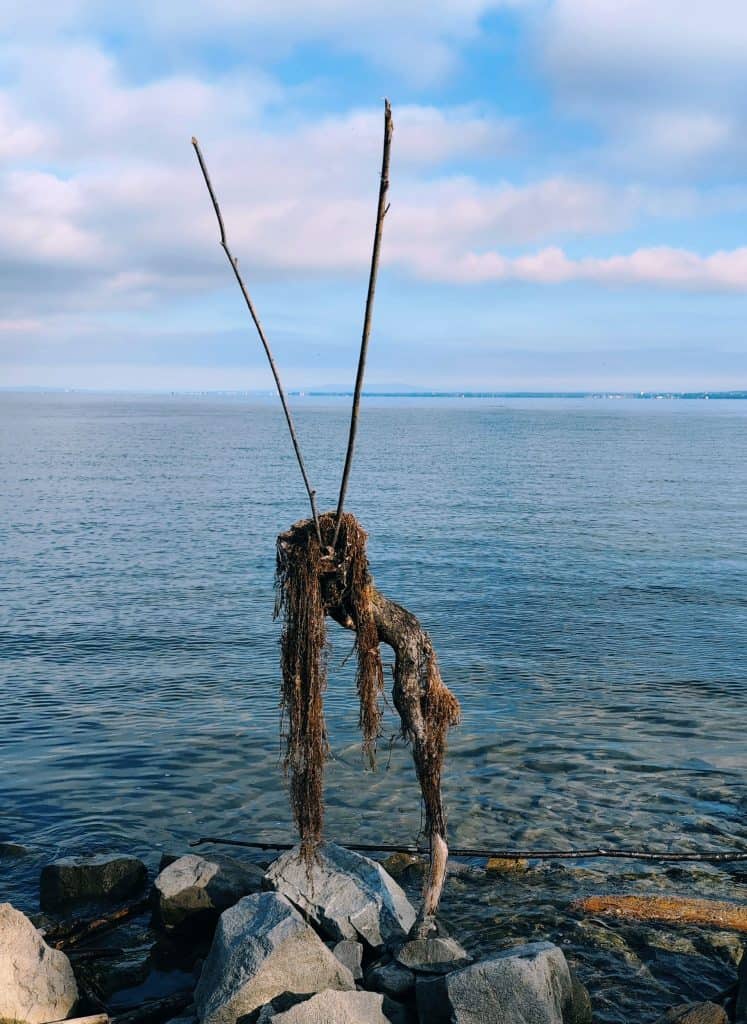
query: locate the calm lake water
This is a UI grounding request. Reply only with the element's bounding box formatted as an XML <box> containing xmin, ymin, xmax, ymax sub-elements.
<box><xmin>1</xmin><ymin>392</ymin><xmax>746</xmax><ymax>1022</ymax></box>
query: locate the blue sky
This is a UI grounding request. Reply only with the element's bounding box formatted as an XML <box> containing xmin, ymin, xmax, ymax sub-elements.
<box><xmin>2</xmin><ymin>0</ymin><xmax>747</xmax><ymax>390</ymax></box>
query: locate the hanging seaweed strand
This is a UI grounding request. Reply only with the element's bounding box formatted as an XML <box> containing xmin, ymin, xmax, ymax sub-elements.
<box><xmin>275</xmin><ymin>512</ymin><xmax>385</xmax><ymax>862</ymax></box>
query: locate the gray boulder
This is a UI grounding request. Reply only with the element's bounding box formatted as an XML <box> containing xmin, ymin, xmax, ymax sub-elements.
<box><xmin>194</xmin><ymin>892</ymin><xmax>355</xmax><ymax>1024</ymax></box>
<box><xmin>264</xmin><ymin>844</ymin><xmax>416</xmax><ymax>949</ymax></box>
<box><xmin>417</xmin><ymin>942</ymin><xmax>588</xmax><ymax>1024</ymax></box>
<box><xmin>395</xmin><ymin>935</ymin><xmax>470</xmax><ymax>975</ymax></box>
<box><xmin>40</xmin><ymin>853</ymin><xmax>147</xmax><ymax>910</ymax></box>
<box><xmin>333</xmin><ymin>939</ymin><xmax>364</xmax><ymax>981</ymax></box>
<box><xmin>365</xmin><ymin>959</ymin><xmax>415</xmax><ymax>999</ymax></box>
<box><xmin>259</xmin><ymin>990</ymin><xmax>394</xmax><ymax>1024</ymax></box>
<box><xmin>154</xmin><ymin>853</ymin><xmax>263</xmax><ymax>931</ymax></box>
<box><xmin>0</xmin><ymin>902</ymin><xmax>79</xmax><ymax>1024</ymax></box>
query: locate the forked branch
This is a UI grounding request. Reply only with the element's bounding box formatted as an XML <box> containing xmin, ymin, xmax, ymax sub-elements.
<box><xmin>191</xmin><ymin>137</ymin><xmax>322</xmax><ymax>545</ymax></box>
<box><xmin>332</xmin><ymin>100</ymin><xmax>393</xmax><ymax>548</ymax></box>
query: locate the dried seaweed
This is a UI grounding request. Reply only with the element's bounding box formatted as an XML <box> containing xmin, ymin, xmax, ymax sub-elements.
<box><xmin>275</xmin><ymin>511</ymin><xmax>384</xmax><ymax>861</ymax></box>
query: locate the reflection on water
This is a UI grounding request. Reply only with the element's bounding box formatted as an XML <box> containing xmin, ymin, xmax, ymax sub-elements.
<box><xmin>1</xmin><ymin>394</ymin><xmax>746</xmax><ymax>1022</ymax></box>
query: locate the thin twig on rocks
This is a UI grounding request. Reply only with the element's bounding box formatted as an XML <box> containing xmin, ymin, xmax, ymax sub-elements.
<box><xmin>44</xmin><ymin>1015</ymin><xmax>110</xmax><ymax>1024</ymax></box>
<box><xmin>332</xmin><ymin>99</ymin><xmax>393</xmax><ymax>548</ymax></box>
<box><xmin>191</xmin><ymin>136</ymin><xmax>322</xmax><ymax>545</ymax></box>
<box><xmin>111</xmin><ymin>993</ymin><xmax>194</xmax><ymax>1024</ymax></box>
<box><xmin>44</xmin><ymin>899</ymin><xmax>151</xmax><ymax>950</ymax></box>
<box><xmin>189</xmin><ymin>835</ymin><xmax>747</xmax><ymax>863</ymax></box>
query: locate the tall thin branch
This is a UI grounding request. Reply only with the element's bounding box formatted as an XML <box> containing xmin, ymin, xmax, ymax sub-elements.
<box><xmin>191</xmin><ymin>137</ymin><xmax>322</xmax><ymax>545</ymax></box>
<box><xmin>332</xmin><ymin>100</ymin><xmax>393</xmax><ymax>548</ymax></box>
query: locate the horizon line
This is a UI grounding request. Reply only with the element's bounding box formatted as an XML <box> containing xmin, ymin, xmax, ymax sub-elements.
<box><xmin>2</xmin><ymin>387</ymin><xmax>747</xmax><ymax>399</ymax></box>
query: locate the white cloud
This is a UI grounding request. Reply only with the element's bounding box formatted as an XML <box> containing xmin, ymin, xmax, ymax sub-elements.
<box><xmin>538</xmin><ymin>0</ymin><xmax>747</xmax><ymax>170</ymax></box>
<box><xmin>417</xmin><ymin>244</ymin><xmax>747</xmax><ymax>291</ymax></box>
<box><xmin>0</xmin><ymin>0</ymin><xmax>528</xmax><ymax>85</ymax></box>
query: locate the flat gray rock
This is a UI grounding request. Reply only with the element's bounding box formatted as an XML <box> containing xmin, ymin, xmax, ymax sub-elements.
<box><xmin>0</xmin><ymin>902</ymin><xmax>79</xmax><ymax>1024</ymax></box>
<box><xmin>154</xmin><ymin>853</ymin><xmax>263</xmax><ymax>931</ymax></box>
<box><xmin>262</xmin><ymin>990</ymin><xmax>393</xmax><ymax>1024</ymax></box>
<box><xmin>40</xmin><ymin>853</ymin><xmax>147</xmax><ymax>910</ymax></box>
<box><xmin>428</xmin><ymin>941</ymin><xmax>585</xmax><ymax>1024</ymax></box>
<box><xmin>194</xmin><ymin>892</ymin><xmax>355</xmax><ymax>1024</ymax></box>
<box><xmin>264</xmin><ymin>844</ymin><xmax>416</xmax><ymax>949</ymax></box>
<box><xmin>395</xmin><ymin>935</ymin><xmax>470</xmax><ymax>975</ymax></box>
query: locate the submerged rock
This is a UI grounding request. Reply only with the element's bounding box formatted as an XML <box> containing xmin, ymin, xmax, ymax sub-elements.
<box><xmin>40</xmin><ymin>853</ymin><xmax>147</xmax><ymax>910</ymax></box>
<box><xmin>380</xmin><ymin>852</ymin><xmax>424</xmax><ymax>880</ymax></box>
<box><xmin>485</xmin><ymin>856</ymin><xmax>529</xmax><ymax>874</ymax></box>
<box><xmin>194</xmin><ymin>892</ymin><xmax>355</xmax><ymax>1024</ymax></box>
<box><xmin>258</xmin><ymin>989</ymin><xmax>395</xmax><ymax>1024</ymax></box>
<box><xmin>0</xmin><ymin>842</ymin><xmax>29</xmax><ymax>858</ymax></box>
<box><xmin>657</xmin><ymin>1004</ymin><xmax>728</xmax><ymax>1024</ymax></box>
<box><xmin>264</xmin><ymin>843</ymin><xmax>416</xmax><ymax>949</ymax></box>
<box><xmin>416</xmin><ymin>941</ymin><xmax>589</xmax><ymax>1024</ymax></box>
<box><xmin>0</xmin><ymin>902</ymin><xmax>78</xmax><ymax>1024</ymax></box>
<box><xmin>154</xmin><ymin>853</ymin><xmax>263</xmax><ymax>932</ymax></box>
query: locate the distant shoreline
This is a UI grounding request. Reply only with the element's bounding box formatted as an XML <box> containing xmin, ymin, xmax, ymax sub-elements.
<box><xmin>2</xmin><ymin>388</ymin><xmax>746</xmax><ymax>400</ymax></box>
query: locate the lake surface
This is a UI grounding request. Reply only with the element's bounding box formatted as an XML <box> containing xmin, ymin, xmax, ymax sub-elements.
<box><xmin>1</xmin><ymin>393</ymin><xmax>746</xmax><ymax>1022</ymax></box>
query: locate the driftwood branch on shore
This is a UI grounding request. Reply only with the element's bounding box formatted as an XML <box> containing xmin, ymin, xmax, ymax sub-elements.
<box><xmin>111</xmin><ymin>993</ymin><xmax>194</xmax><ymax>1024</ymax></box>
<box><xmin>573</xmin><ymin>895</ymin><xmax>747</xmax><ymax>932</ymax></box>
<box><xmin>44</xmin><ymin>898</ymin><xmax>151</xmax><ymax>950</ymax></box>
<box><xmin>190</xmin><ymin>835</ymin><xmax>747</xmax><ymax>864</ymax></box>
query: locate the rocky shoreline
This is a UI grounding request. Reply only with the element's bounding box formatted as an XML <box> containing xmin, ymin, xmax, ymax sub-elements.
<box><xmin>1</xmin><ymin>846</ymin><xmax>745</xmax><ymax>1024</ymax></box>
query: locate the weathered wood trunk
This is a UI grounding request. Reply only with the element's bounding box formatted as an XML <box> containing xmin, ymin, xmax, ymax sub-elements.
<box><xmin>312</xmin><ymin>520</ymin><xmax>461</xmax><ymax>930</ymax></box>
<box><xmin>276</xmin><ymin>514</ymin><xmax>460</xmax><ymax>927</ymax></box>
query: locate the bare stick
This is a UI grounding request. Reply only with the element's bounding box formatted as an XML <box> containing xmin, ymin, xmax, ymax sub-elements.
<box><xmin>44</xmin><ymin>899</ymin><xmax>150</xmax><ymax>950</ymax></box>
<box><xmin>332</xmin><ymin>100</ymin><xmax>393</xmax><ymax>548</ymax></box>
<box><xmin>44</xmin><ymin>1015</ymin><xmax>109</xmax><ymax>1024</ymax></box>
<box><xmin>190</xmin><ymin>835</ymin><xmax>747</xmax><ymax>863</ymax></box>
<box><xmin>111</xmin><ymin>993</ymin><xmax>194</xmax><ymax>1024</ymax></box>
<box><xmin>191</xmin><ymin>137</ymin><xmax>322</xmax><ymax>545</ymax></box>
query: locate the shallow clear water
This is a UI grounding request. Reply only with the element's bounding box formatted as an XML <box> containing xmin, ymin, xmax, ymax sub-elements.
<box><xmin>1</xmin><ymin>393</ymin><xmax>746</xmax><ymax>1021</ymax></box>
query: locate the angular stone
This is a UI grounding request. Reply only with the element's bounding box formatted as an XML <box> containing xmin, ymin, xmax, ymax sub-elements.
<box><xmin>40</xmin><ymin>853</ymin><xmax>147</xmax><ymax>910</ymax></box>
<box><xmin>154</xmin><ymin>853</ymin><xmax>263</xmax><ymax>931</ymax></box>
<box><xmin>333</xmin><ymin>939</ymin><xmax>364</xmax><ymax>981</ymax></box>
<box><xmin>264</xmin><ymin>844</ymin><xmax>416</xmax><ymax>949</ymax></box>
<box><xmin>262</xmin><ymin>990</ymin><xmax>393</xmax><ymax>1024</ymax></box>
<box><xmin>365</xmin><ymin>959</ymin><xmax>415</xmax><ymax>998</ymax></box>
<box><xmin>437</xmin><ymin>941</ymin><xmax>585</xmax><ymax>1024</ymax></box>
<box><xmin>395</xmin><ymin>935</ymin><xmax>470</xmax><ymax>975</ymax></box>
<box><xmin>657</xmin><ymin>1004</ymin><xmax>728</xmax><ymax>1024</ymax></box>
<box><xmin>0</xmin><ymin>902</ymin><xmax>79</xmax><ymax>1024</ymax></box>
<box><xmin>194</xmin><ymin>892</ymin><xmax>355</xmax><ymax>1024</ymax></box>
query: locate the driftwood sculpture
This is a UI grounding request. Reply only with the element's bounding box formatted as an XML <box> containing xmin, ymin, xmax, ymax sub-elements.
<box><xmin>193</xmin><ymin>100</ymin><xmax>460</xmax><ymax>927</ymax></box>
